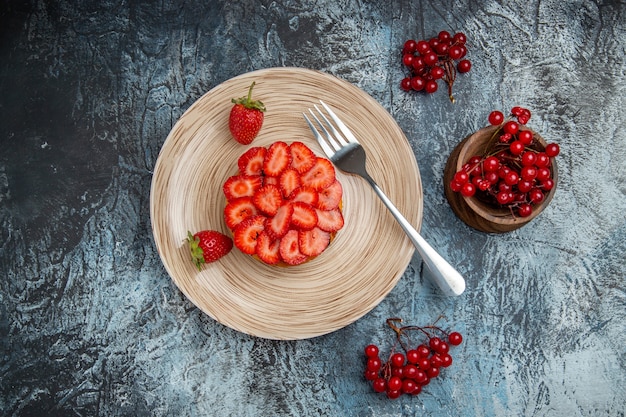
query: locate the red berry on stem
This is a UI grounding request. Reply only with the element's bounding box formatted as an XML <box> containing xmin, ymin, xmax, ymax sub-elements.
<box><xmin>448</xmin><ymin>45</ymin><xmax>463</xmax><ymax>60</ymax></box>
<box><xmin>425</xmin><ymin>80</ymin><xmax>438</xmax><ymax>94</ymax></box>
<box><xmin>411</xmin><ymin>76</ymin><xmax>426</xmax><ymax>91</ymax></box>
<box><xmin>509</xmin><ymin>140</ymin><xmax>525</xmax><ymax>156</ymax></box>
<box><xmin>503</xmin><ymin>120</ymin><xmax>520</xmax><ymax>135</ymax></box>
<box><xmin>416</xmin><ymin>40</ymin><xmax>431</xmax><ymax>55</ymax></box>
<box><xmin>365</xmin><ymin>344</ymin><xmax>379</xmax><ymax>358</ymax></box>
<box><xmin>391</xmin><ymin>352</ymin><xmax>405</xmax><ymax>368</ymax></box>
<box><xmin>364</xmin><ymin>369</ymin><xmax>378</xmax><ymax>380</ymax></box>
<box><xmin>438</xmin><ymin>30</ymin><xmax>452</xmax><ymax>42</ymax></box>
<box><xmin>401</xmin><ymin>77</ymin><xmax>412</xmax><ymax>91</ymax></box>
<box><xmin>545</xmin><ymin>143</ymin><xmax>560</xmax><ymax>157</ymax></box>
<box><xmin>488</xmin><ymin>110</ymin><xmax>504</xmax><ymax>125</ymax></box>
<box><xmin>367</xmin><ymin>357</ymin><xmax>382</xmax><ymax>372</ymax></box>
<box><xmin>403</xmin><ymin>39</ymin><xmax>418</xmax><ymax>54</ymax></box>
<box><xmin>518</xmin><ymin>203</ymin><xmax>533</xmax><ymax>217</ymax></box>
<box><xmin>372</xmin><ymin>378</ymin><xmax>387</xmax><ymax>393</ymax></box>
<box><xmin>387</xmin><ymin>376</ymin><xmax>402</xmax><ymax>391</ymax></box>
<box><xmin>457</xmin><ymin>59</ymin><xmax>471</xmax><ymax>73</ymax></box>
<box><xmin>453</xmin><ymin>32</ymin><xmax>467</xmax><ymax>44</ymax></box>
<box><xmin>448</xmin><ymin>331</ymin><xmax>463</xmax><ymax>345</ymax></box>
<box><xmin>460</xmin><ymin>182</ymin><xmax>476</xmax><ymax>197</ymax></box>
<box><xmin>518</xmin><ymin>130</ymin><xmax>533</xmax><ymax>145</ymax></box>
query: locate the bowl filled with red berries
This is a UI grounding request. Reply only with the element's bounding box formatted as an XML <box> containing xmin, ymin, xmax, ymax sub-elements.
<box><xmin>444</xmin><ymin>107</ymin><xmax>559</xmax><ymax>233</ymax></box>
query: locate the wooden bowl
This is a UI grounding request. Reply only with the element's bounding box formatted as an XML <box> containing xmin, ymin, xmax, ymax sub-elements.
<box><xmin>443</xmin><ymin>125</ymin><xmax>558</xmax><ymax>233</ymax></box>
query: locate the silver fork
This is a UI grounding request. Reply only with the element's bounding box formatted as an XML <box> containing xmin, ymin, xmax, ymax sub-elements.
<box><xmin>304</xmin><ymin>101</ymin><xmax>466</xmax><ymax>296</ymax></box>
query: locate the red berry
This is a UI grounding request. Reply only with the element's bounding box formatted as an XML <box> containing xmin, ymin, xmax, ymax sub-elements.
<box><xmin>387</xmin><ymin>376</ymin><xmax>402</xmax><ymax>391</ymax></box>
<box><xmin>545</xmin><ymin>143</ymin><xmax>560</xmax><ymax>157</ymax></box>
<box><xmin>542</xmin><ymin>178</ymin><xmax>555</xmax><ymax>191</ymax></box>
<box><xmin>364</xmin><ymin>369</ymin><xmax>378</xmax><ymax>380</ymax></box>
<box><xmin>529</xmin><ymin>188</ymin><xmax>545</xmax><ymax>204</ymax></box>
<box><xmin>416</xmin><ymin>40</ymin><xmax>431</xmax><ymax>55</ymax></box>
<box><xmin>521</xmin><ymin>166</ymin><xmax>538</xmax><ymax>181</ymax></box>
<box><xmin>364</xmin><ymin>344</ymin><xmax>379</xmax><ymax>358</ymax></box>
<box><xmin>425</xmin><ymin>80</ymin><xmax>438</xmax><ymax>94</ymax></box>
<box><xmin>438</xmin><ymin>30</ymin><xmax>451</xmax><ymax>42</ymax></box>
<box><xmin>454</xmin><ymin>170</ymin><xmax>470</xmax><ymax>184</ymax></box>
<box><xmin>488</xmin><ymin>110</ymin><xmax>504</xmax><ymax>125</ymax></box>
<box><xmin>367</xmin><ymin>357</ymin><xmax>382</xmax><ymax>372</ymax></box>
<box><xmin>453</xmin><ymin>32</ymin><xmax>467</xmax><ymax>44</ymax></box>
<box><xmin>457</xmin><ymin>59</ymin><xmax>471</xmax><ymax>73</ymax></box>
<box><xmin>483</xmin><ymin>156</ymin><xmax>500</xmax><ymax>172</ymax></box>
<box><xmin>402</xmin><ymin>53</ymin><xmax>415</xmax><ymax>67</ymax></box>
<box><xmin>536</xmin><ymin>167</ymin><xmax>551</xmax><ymax>182</ymax></box>
<box><xmin>448</xmin><ymin>331</ymin><xmax>463</xmax><ymax>345</ymax></box>
<box><xmin>403</xmin><ymin>364</ymin><xmax>419</xmax><ymax>379</ymax></box>
<box><xmin>401</xmin><ymin>77</ymin><xmax>412</xmax><ymax>91</ymax></box>
<box><xmin>518</xmin><ymin>130</ymin><xmax>533</xmax><ymax>145</ymax></box>
<box><xmin>430</xmin><ymin>66</ymin><xmax>445</xmax><ymax>80</ymax></box>
<box><xmin>441</xmin><ymin>353</ymin><xmax>453</xmax><ymax>367</ymax></box>
<box><xmin>460</xmin><ymin>182</ymin><xmax>476</xmax><ymax>197</ymax></box>
<box><xmin>518</xmin><ymin>203</ymin><xmax>533</xmax><ymax>217</ymax></box>
<box><xmin>448</xmin><ymin>45</ymin><xmax>463</xmax><ymax>60</ymax></box>
<box><xmin>503</xmin><ymin>120</ymin><xmax>519</xmax><ymax>135</ymax></box>
<box><xmin>416</xmin><ymin>344</ymin><xmax>430</xmax><ymax>358</ymax></box>
<box><xmin>372</xmin><ymin>378</ymin><xmax>387</xmax><ymax>393</ymax></box>
<box><xmin>427</xmin><ymin>367</ymin><xmax>440</xmax><ymax>378</ymax></box>
<box><xmin>402</xmin><ymin>379</ymin><xmax>417</xmax><ymax>394</ymax></box>
<box><xmin>403</xmin><ymin>39</ymin><xmax>418</xmax><ymax>54</ymax></box>
<box><xmin>411</xmin><ymin>76</ymin><xmax>426</xmax><ymax>91</ymax></box>
<box><xmin>521</xmin><ymin>151</ymin><xmax>537</xmax><ymax>166</ymax></box>
<box><xmin>406</xmin><ymin>349</ymin><xmax>420</xmax><ymax>364</ymax></box>
<box><xmin>509</xmin><ymin>140</ymin><xmax>525</xmax><ymax>156</ymax></box>
<box><xmin>423</xmin><ymin>51</ymin><xmax>438</xmax><ymax>66</ymax></box>
<box><xmin>386</xmin><ymin>389</ymin><xmax>401</xmax><ymax>399</ymax></box>
<box><xmin>390</xmin><ymin>352</ymin><xmax>405</xmax><ymax>368</ymax></box>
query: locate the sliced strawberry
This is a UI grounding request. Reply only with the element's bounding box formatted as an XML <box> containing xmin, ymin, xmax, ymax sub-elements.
<box><xmin>264</xmin><ymin>203</ymin><xmax>293</xmax><ymax>240</ymax></box>
<box><xmin>223</xmin><ymin>174</ymin><xmax>262</xmax><ymax>201</ymax></box>
<box><xmin>316</xmin><ymin>208</ymin><xmax>344</xmax><ymax>232</ymax></box>
<box><xmin>279</xmin><ymin>229</ymin><xmax>308</xmax><ymax>265</ymax></box>
<box><xmin>224</xmin><ymin>196</ymin><xmax>258</xmax><ymax>229</ymax></box>
<box><xmin>279</xmin><ymin>168</ymin><xmax>301</xmax><ymax>198</ymax></box>
<box><xmin>298</xmin><ymin>227</ymin><xmax>330</xmax><ymax>257</ymax></box>
<box><xmin>233</xmin><ymin>215</ymin><xmax>266</xmax><ymax>254</ymax></box>
<box><xmin>317</xmin><ymin>180</ymin><xmax>343</xmax><ymax>210</ymax></box>
<box><xmin>252</xmin><ymin>184</ymin><xmax>283</xmax><ymax>216</ymax></box>
<box><xmin>289</xmin><ymin>185</ymin><xmax>319</xmax><ymax>206</ymax></box>
<box><xmin>263</xmin><ymin>141</ymin><xmax>291</xmax><ymax>177</ymax></box>
<box><xmin>301</xmin><ymin>157</ymin><xmax>335</xmax><ymax>190</ymax></box>
<box><xmin>255</xmin><ymin>231</ymin><xmax>281</xmax><ymax>265</ymax></box>
<box><xmin>289</xmin><ymin>141</ymin><xmax>316</xmax><ymax>173</ymax></box>
<box><xmin>264</xmin><ymin>176</ymin><xmax>279</xmax><ymax>186</ymax></box>
<box><xmin>291</xmin><ymin>201</ymin><xmax>318</xmax><ymax>230</ymax></box>
<box><xmin>238</xmin><ymin>146</ymin><xmax>267</xmax><ymax>176</ymax></box>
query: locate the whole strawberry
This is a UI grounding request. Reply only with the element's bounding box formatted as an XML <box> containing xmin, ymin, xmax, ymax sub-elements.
<box><xmin>187</xmin><ymin>230</ymin><xmax>233</xmax><ymax>270</ymax></box>
<box><xmin>229</xmin><ymin>81</ymin><xmax>266</xmax><ymax>144</ymax></box>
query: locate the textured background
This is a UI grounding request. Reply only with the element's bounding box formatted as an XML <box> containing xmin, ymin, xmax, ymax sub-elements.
<box><xmin>1</xmin><ymin>0</ymin><xmax>625</xmax><ymax>416</ymax></box>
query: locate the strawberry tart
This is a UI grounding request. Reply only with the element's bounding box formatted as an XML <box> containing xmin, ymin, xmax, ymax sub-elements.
<box><xmin>223</xmin><ymin>141</ymin><xmax>344</xmax><ymax>265</ymax></box>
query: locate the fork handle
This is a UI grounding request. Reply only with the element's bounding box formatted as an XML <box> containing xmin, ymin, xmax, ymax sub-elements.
<box><xmin>366</xmin><ymin>179</ymin><xmax>466</xmax><ymax>296</ymax></box>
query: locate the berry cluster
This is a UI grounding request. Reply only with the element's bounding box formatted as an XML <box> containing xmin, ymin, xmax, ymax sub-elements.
<box><xmin>450</xmin><ymin>107</ymin><xmax>560</xmax><ymax>218</ymax></box>
<box><xmin>400</xmin><ymin>31</ymin><xmax>471</xmax><ymax>102</ymax></box>
<box><xmin>363</xmin><ymin>318</ymin><xmax>463</xmax><ymax>399</ymax></box>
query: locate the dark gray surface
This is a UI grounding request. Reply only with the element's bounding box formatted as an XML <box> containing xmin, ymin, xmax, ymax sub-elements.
<box><xmin>1</xmin><ymin>0</ymin><xmax>625</xmax><ymax>416</ymax></box>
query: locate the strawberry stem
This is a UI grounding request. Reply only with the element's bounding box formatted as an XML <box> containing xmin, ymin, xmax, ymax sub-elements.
<box><xmin>232</xmin><ymin>81</ymin><xmax>266</xmax><ymax>112</ymax></box>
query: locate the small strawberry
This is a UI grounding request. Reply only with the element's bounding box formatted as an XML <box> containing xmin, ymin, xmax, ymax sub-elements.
<box><xmin>315</xmin><ymin>208</ymin><xmax>344</xmax><ymax>232</ymax></box>
<box><xmin>255</xmin><ymin>231</ymin><xmax>281</xmax><ymax>265</ymax></box>
<box><xmin>223</xmin><ymin>174</ymin><xmax>263</xmax><ymax>201</ymax></box>
<box><xmin>301</xmin><ymin>157</ymin><xmax>335</xmax><ymax>190</ymax></box>
<box><xmin>298</xmin><ymin>227</ymin><xmax>330</xmax><ymax>257</ymax></box>
<box><xmin>263</xmin><ymin>141</ymin><xmax>292</xmax><ymax>176</ymax></box>
<box><xmin>233</xmin><ymin>215</ymin><xmax>266</xmax><ymax>254</ymax></box>
<box><xmin>279</xmin><ymin>229</ymin><xmax>308</xmax><ymax>265</ymax></box>
<box><xmin>229</xmin><ymin>82</ymin><xmax>266</xmax><ymax>145</ymax></box>
<box><xmin>238</xmin><ymin>146</ymin><xmax>267</xmax><ymax>176</ymax></box>
<box><xmin>224</xmin><ymin>196</ymin><xmax>257</xmax><ymax>229</ymax></box>
<box><xmin>317</xmin><ymin>180</ymin><xmax>343</xmax><ymax>210</ymax></box>
<box><xmin>291</xmin><ymin>201</ymin><xmax>318</xmax><ymax>230</ymax></box>
<box><xmin>289</xmin><ymin>141</ymin><xmax>316</xmax><ymax>173</ymax></box>
<box><xmin>187</xmin><ymin>230</ymin><xmax>233</xmax><ymax>270</ymax></box>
